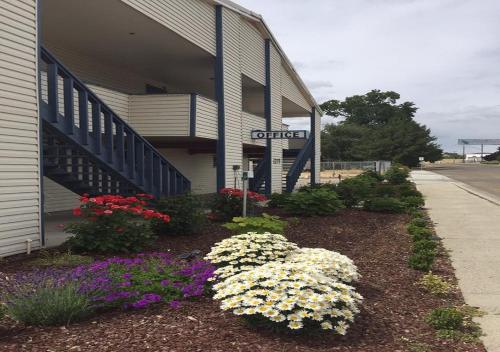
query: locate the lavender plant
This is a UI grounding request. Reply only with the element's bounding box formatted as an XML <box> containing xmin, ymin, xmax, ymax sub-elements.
<box><xmin>0</xmin><ymin>269</ymin><xmax>93</xmax><ymax>326</ymax></box>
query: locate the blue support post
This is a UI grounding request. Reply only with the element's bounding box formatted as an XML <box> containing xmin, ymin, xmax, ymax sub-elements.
<box><xmin>264</xmin><ymin>39</ymin><xmax>272</xmax><ymax>195</ymax></box>
<box><xmin>47</xmin><ymin>64</ymin><xmax>58</xmax><ymax>123</ymax></box>
<box><xmin>215</xmin><ymin>5</ymin><xmax>226</xmax><ymax>191</ymax></box>
<box><xmin>310</xmin><ymin>107</ymin><xmax>317</xmax><ymax>186</ymax></box>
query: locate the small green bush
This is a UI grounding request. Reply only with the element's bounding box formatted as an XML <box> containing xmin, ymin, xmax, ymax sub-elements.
<box><xmin>267</xmin><ymin>192</ymin><xmax>291</xmax><ymax>208</ymax></box>
<box><xmin>385</xmin><ymin>164</ymin><xmax>410</xmax><ymax>185</ymax></box>
<box><xmin>426</xmin><ymin>308</ymin><xmax>465</xmax><ymax>330</ymax></box>
<box><xmin>297</xmin><ymin>183</ymin><xmax>337</xmax><ymax>193</ymax></box>
<box><xmin>419</xmin><ymin>272</ymin><xmax>452</xmax><ymax>295</ymax></box>
<box><xmin>359</xmin><ymin>169</ymin><xmax>384</xmax><ymax>182</ymax></box>
<box><xmin>336</xmin><ymin>177</ymin><xmax>375</xmax><ymax>208</ymax></box>
<box><xmin>284</xmin><ymin>188</ymin><xmax>344</xmax><ymax>216</ymax></box>
<box><xmin>398</xmin><ymin>184</ymin><xmax>423</xmax><ymax>198</ymax></box>
<box><xmin>402</xmin><ymin>196</ymin><xmax>425</xmax><ymax>209</ymax></box>
<box><xmin>363</xmin><ymin>197</ymin><xmax>406</xmax><ymax>213</ymax></box>
<box><xmin>5</xmin><ymin>282</ymin><xmax>93</xmax><ymax>326</ymax></box>
<box><xmin>32</xmin><ymin>250</ymin><xmax>94</xmax><ymax>267</ymax></box>
<box><xmin>223</xmin><ymin>213</ymin><xmax>287</xmax><ymax>234</ymax></box>
<box><xmin>373</xmin><ymin>184</ymin><xmax>399</xmax><ymax>198</ymax></box>
<box><xmin>409</xmin><ymin>209</ymin><xmax>426</xmax><ymax>219</ymax></box>
<box><xmin>409</xmin><ymin>217</ymin><xmax>428</xmax><ymax>228</ymax></box>
<box><xmin>409</xmin><ymin>251</ymin><xmax>435</xmax><ymax>271</ymax></box>
<box><xmin>152</xmin><ymin>193</ymin><xmax>206</xmax><ymax>236</ymax></box>
<box><xmin>413</xmin><ymin>239</ymin><xmax>437</xmax><ymax>253</ymax></box>
<box><xmin>408</xmin><ymin>226</ymin><xmax>433</xmax><ymax>242</ymax></box>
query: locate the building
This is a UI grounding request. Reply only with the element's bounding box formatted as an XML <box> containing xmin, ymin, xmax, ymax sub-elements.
<box><xmin>0</xmin><ymin>0</ymin><xmax>322</xmax><ymax>256</ymax></box>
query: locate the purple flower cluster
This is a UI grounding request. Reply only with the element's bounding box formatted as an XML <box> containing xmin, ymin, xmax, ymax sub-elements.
<box><xmin>71</xmin><ymin>253</ymin><xmax>215</xmax><ymax>310</ymax></box>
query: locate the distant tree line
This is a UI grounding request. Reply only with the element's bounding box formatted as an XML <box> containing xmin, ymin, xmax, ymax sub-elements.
<box><xmin>320</xmin><ymin>90</ymin><xmax>443</xmax><ymax>167</ymax></box>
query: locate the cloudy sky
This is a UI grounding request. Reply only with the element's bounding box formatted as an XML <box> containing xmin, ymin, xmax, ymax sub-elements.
<box><xmin>236</xmin><ymin>0</ymin><xmax>500</xmax><ymax>153</ymax></box>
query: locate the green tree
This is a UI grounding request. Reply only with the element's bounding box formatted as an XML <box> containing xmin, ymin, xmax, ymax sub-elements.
<box><xmin>320</xmin><ymin>90</ymin><xmax>442</xmax><ymax>166</ymax></box>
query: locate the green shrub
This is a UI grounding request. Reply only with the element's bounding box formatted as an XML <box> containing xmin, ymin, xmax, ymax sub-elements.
<box><xmin>223</xmin><ymin>213</ymin><xmax>287</xmax><ymax>234</ymax></box>
<box><xmin>363</xmin><ymin>197</ymin><xmax>406</xmax><ymax>213</ymax></box>
<box><xmin>409</xmin><ymin>251</ymin><xmax>435</xmax><ymax>271</ymax></box>
<box><xmin>373</xmin><ymin>184</ymin><xmax>399</xmax><ymax>198</ymax></box>
<box><xmin>409</xmin><ymin>209</ymin><xmax>426</xmax><ymax>219</ymax></box>
<box><xmin>267</xmin><ymin>192</ymin><xmax>291</xmax><ymax>208</ymax></box>
<box><xmin>419</xmin><ymin>272</ymin><xmax>452</xmax><ymax>295</ymax></box>
<box><xmin>413</xmin><ymin>239</ymin><xmax>437</xmax><ymax>253</ymax></box>
<box><xmin>385</xmin><ymin>164</ymin><xmax>410</xmax><ymax>184</ymax></box>
<box><xmin>398</xmin><ymin>184</ymin><xmax>423</xmax><ymax>198</ymax></box>
<box><xmin>409</xmin><ymin>217</ymin><xmax>428</xmax><ymax>228</ymax></box>
<box><xmin>358</xmin><ymin>169</ymin><xmax>384</xmax><ymax>182</ymax></box>
<box><xmin>152</xmin><ymin>193</ymin><xmax>206</xmax><ymax>236</ymax></box>
<box><xmin>284</xmin><ymin>188</ymin><xmax>344</xmax><ymax>216</ymax></box>
<box><xmin>32</xmin><ymin>250</ymin><xmax>94</xmax><ymax>267</ymax></box>
<box><xmin>297</xmin><ymin>183</ymin><xmax>337</xmax><ymax>193</ymax></box>
<box><xmin>408</xmin><ymin>225</ymin><xmax>433</xmax><ymax>241</ymax></box>
<box><xmin>336</xmin><ymin>177</ymin><xmax>375</xmax><ymax>208</ymax></box>
<box><xmin>426</xmin><ymin>308</ymin><xmax>465</xmax><ymax>330</ymax></box>
<box><xmin>402</xmin><ymin>196</ymin><xmax>425</xmax><ymax>209</ymax></box>
<box><xmin>5</xmin><ymin>282</ymin><xmax>93</xmax><ymax>326</ymax></box>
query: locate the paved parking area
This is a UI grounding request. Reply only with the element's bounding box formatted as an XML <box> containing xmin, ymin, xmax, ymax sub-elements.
<box><xmin>427</xmin><ymin>164</ymin><xmax>500</xmax><ymax>199</ymax></box>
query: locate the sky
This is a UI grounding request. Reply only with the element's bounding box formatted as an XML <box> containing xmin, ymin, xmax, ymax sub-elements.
<box><xmin>236</xmin><ymin>0</ymin><xmax>500</xmax><ymax>153</ymax></box>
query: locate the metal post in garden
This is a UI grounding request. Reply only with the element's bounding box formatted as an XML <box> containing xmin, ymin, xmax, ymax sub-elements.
<box><xmin>242</xmin><ymin>172</ymin><xmax>248</xmax><ymax>217</ymax></box>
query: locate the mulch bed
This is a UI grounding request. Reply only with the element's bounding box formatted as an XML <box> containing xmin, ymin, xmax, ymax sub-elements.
<box><xmin>0</xmin><ymin>209</ymin><xmax>486</xmax><ymax>352</ymax></box>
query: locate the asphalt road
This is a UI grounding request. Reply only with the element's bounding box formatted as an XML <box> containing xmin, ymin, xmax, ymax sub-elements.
<box><xmin>426</xmin><ymin>163</ymin><xmax>500</xmax><ymax>199</ymax></box>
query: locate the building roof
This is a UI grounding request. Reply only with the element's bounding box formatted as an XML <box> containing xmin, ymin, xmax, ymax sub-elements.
<box><xmin>212</xmin><ymin>0</ymin><xmax>323</xmax><ymax>115</ymax></box>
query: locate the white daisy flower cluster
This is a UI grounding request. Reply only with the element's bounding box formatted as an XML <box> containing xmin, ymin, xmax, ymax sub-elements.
<box><xmin>286</xmin><ymin>248</ymin><xmax>360</xmax><ymax>283</ymax></box>
<box><xmin>204</xmin><ymin>232</ymin><xmax>299</xmax><ymax>280</ymax></box>
<box><xmin>212</xmin><ymin>261</ymin><xmax>362</xmax><ymax>334</ymax></box>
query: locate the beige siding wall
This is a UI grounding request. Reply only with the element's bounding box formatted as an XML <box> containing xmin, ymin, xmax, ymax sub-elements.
<box><xmin>280</xmin><ymin>65</ymin><xmax>310</xmax><ymax>111</ymax></box>
<box><xmin>0</xmin><ymin>0</ymin><xmax>41</xmax><ymax>256</ymax></box>
<box><xmin>88</xmin><ymin>84</ymin><xmax>130</xmax><ymax>122</ymax></box>
<box><xmin>222</xmin><ymin>9</ymin><xmax>243</xmax><ymax>186</ymax></box>
<box><xmin>242</xmin><ymin>111</ymin><xmax>265</xmax><ymax>147</ymax></box>
<box><xmin>121</xmin><ymin>0</ymin><xmax>216</xmax><ymax>55</ymax></box>
<box><xmin>43</xmin><ymin>178</ymin><xmax>78</xmax><ymax>213</ymax></box>
<box><xmin>195</xmin><ymin>95</ymin><xmax>218</xmax><ymax>139</ymax></box>
<box><xmin>159</xmin><ymin>148</ymin><xmax>216</xmax><ymax>194</ymax></box>
<box><xmin>129</xmin><ymin>95</ymin><xmax>190</xmax><ymax>136</ymax></box>
<box><xmin>270</xmin><ymin>44</ymin><xmax>283</xmax><ymax>193</ymax></box>
<box><xmin>240</xmin><ymin>20</ymin><xmax>265</xmax><ymax>85</ymax></box>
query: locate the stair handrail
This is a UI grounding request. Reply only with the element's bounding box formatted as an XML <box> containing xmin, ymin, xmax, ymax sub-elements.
<box><xmin>39</xmin><ymin>46</ymin><xmax>190</xmax><ymax>197</ymax></box>
<box><xmin>286</xmin><ymin>137</ymin><xmax>313</xmax><ymax>192</ymax></box>
<box><xmin>249</xmin><ymin>157</ymin><xmax>268</xmax><ymax>192</ymax></box>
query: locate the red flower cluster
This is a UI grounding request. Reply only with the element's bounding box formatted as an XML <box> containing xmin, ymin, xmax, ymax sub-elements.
<box><xmin>219</xmin><ymin>188</ymin><xmax>267</xmax><ymax>202</ymax></box>
<box><xmin>73</xmin><ymin>194</ymin><xmax>170</xmax><ymax>223</ymax></box>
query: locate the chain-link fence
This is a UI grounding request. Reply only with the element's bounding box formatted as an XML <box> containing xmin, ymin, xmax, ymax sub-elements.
<box><xmin>321</xmin><ymin>161</ymin><xmax>391</xmax><ymax>174</ymax></box>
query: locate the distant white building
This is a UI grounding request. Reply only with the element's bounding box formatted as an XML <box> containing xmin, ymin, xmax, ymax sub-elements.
<box><xmin>465</xmin><ymin>153</ymin><xmax>491</xmax><ymax>162</ymax></box>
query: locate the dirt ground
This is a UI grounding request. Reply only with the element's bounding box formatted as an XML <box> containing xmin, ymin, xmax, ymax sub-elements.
<box><xmin>0</xmin><ymin>210</ymin><xmax>486</xmax><ymax>352</ymax></box>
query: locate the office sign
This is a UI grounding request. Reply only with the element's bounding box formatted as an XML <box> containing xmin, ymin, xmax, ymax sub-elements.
<box><xmin>251</xmin><ymin>130</ymin><xmax>308</xmax><ymax>140</ymax></box>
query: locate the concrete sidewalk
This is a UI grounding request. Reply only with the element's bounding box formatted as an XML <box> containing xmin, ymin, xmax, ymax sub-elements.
<box><xmin>412</xmin><ymin>170</ymin><xmax>500</xmax><ymax>352</ymax></box>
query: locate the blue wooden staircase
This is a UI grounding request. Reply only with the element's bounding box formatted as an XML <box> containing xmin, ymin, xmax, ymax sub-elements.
<box><xmin>249</xmin><ymin>137</ymin><xmax>313</xmax><ymax>193</ymax></box>
<box><xmin>39</xmin><ymin>47</ymin><xmax>190</xmax><ymax>198</ymax></box>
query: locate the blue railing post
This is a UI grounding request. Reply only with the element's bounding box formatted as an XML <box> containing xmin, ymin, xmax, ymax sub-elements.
<box><xmin>63</xmin><ymin>77</ymin><xmax>74</xmax><ymax>134</ymax></box>
<box><xmin>78</xmin><ymin>89</ymin><xmax>89</xmax><ymax>145</ymax></box>
<box><xmin>47</xmin><ymin>63</ymin><xmax>58</xmax><ymax>123</ymax></box>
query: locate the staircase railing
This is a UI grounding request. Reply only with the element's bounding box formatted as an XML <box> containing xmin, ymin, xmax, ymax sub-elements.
<box><xmin>39</xmin><ymin>46</ymin><xmax>190</xmax><ymax>198</ymax></box>
<box><xmin>285</xmin><ymin>137</ymin><xmax>313</xmax><ymax>192</ymax></box>
<box><xmin>249</xmin><ymin>157</ymin><xmax>268</xmax><ymax>192</ymax></box>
